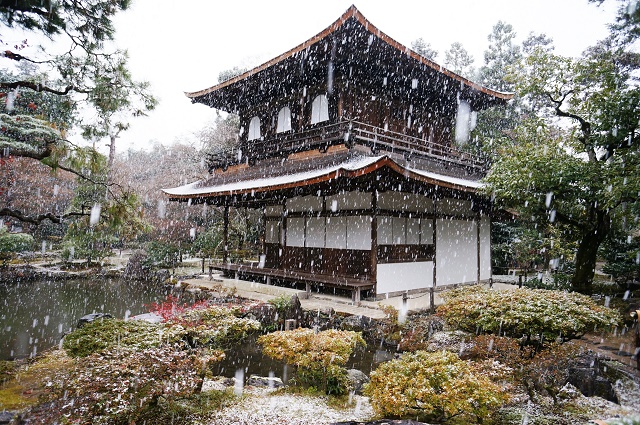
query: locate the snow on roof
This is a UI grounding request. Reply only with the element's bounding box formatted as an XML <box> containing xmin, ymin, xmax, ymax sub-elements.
<box><xmin>407</xmin><ymin>166</ymin><xmax>484</xmax><ymax>190</ymax></box>
<box><xmin>162</xmin><ymin>155</ymin><xmax>483</xmax><ymax>199</ymax></box>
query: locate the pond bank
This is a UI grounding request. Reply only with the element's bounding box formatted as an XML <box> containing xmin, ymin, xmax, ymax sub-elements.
<box><xmin>179</xmin><ymin>272</ymin><xmax>521</xmax><ymax>320</ymax></box>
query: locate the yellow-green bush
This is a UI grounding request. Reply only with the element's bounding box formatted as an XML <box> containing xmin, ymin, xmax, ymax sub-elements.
<box><xmin>258</xmin><ymin>328</ymin><xmax>365</xmax><ymax>395</ymax></box>
<box><xmin>438</xmin><ymin>286</ymin><xmax>620</xmax><ymax>342</ymax></box>
<box><xmin>366</xmin><ymin>350</ymin><xmax>508</xmax><ymax>424</ymax></box>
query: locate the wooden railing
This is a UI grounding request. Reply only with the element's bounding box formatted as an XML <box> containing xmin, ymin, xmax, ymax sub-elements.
<box><xmin>207</xmin><ymin>120</ymin><xmax>486</xmax><ymax>171</ymax></box>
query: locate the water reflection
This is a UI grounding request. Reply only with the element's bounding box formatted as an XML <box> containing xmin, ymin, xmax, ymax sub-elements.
<box><xmin>0</xmin><ymin>278</ymin><xmax>168</xmax><ymax>360</ymax></box>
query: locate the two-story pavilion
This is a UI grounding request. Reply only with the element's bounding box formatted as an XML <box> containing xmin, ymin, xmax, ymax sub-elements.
<box><xmin>164</xmin><ymin>5</ymin><xmax>512</xmax><ymax>301</ymax></box>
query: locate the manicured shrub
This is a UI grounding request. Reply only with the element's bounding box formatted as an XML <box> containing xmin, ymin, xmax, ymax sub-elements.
<box><xmin>366</xmin><ymin>350</ymin><xmax>509</xmax><ymax>424</ymax></box>
<box><xmin>437</xmin><ymin>286</ymin><xmax>620</xmax><ymax>343</ymax></box>
<box><xmin>62</xmin><ymin>318</ymin><xmax>164</xmax><ymax>357</ymax></box>
<box><xmin>167</xmin><ymin>304</ymin><xmax>261</xmax><ymax>349</ymax></box>
<box><xmin>44</xmin><ymin>345</ymin><xmax>209</xmax><ymax>425</ymax></box>
<box><xmin>258</xmin><ymin>328</ymin><xmax>366</xmax><ymax>395</ymax></box>
<box><xmin>465</xmin><ymin>334</ymin><xmax>581</xmax><ymax>403</ymax></box>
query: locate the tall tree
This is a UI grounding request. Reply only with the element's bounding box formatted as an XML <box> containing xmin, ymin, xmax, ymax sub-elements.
<box><xmin>79</xmin><ymin>51</ymin><xmax>157</xmax><ymax>172</ymax></box>
<box><xmin>443</xmin><ymin>42</ymin><xmax>474</xmax><ymax>78</ymax></box>
<box><xmin>479</xmin><ymin>21</ymin><xmax>521</xmax><ymax>92</ymax></box>
<box><xmin>410</xmin><ymin>38</ymin><xmax>438</xmax><ymax>61</ymax></box>
<box><xmin>484</xmin><ymin>36</ymin><xmax>640</xmax><ymax>294</ymax></box>
<box><xmin>0</xmin><ymin>0</ymin><xmax>153</xmax><ymax>239</ymax></box>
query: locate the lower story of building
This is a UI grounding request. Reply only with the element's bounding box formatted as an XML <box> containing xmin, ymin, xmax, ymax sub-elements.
<box><xmin>217</xmin><ymin>190</ymin><xmax>491</xmax><ymax>298</ymax></box>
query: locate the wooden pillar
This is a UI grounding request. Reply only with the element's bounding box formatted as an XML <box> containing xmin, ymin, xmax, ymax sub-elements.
<box><xmin>281</xmin><ymin>198</ymin><xmax>288</xmax><ymax>269</ymax></box>
<box><xmin>431</xmin><ymin>195</ymin><xmax>437</xmax><ymax>313</ymax></box>
<box><xmin>477</xmin><ymin>211</ymin><xmax>481</xmax><ymax>284</ymax></box>
<box><xmin>370</xmin><ymin>189</ymin><xmax>378</xmax><ymax>296</ymax></box>
<box><xmin>223</xmin><ymin>204</ymin><xmax>230</xmax><ymax>264</ymax></box>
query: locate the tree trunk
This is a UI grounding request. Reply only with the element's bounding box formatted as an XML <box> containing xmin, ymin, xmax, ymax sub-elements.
<box><xmin>571</xmin><ymin>210</ymin><xmax>610</xmax><ymax>294</ymax></box>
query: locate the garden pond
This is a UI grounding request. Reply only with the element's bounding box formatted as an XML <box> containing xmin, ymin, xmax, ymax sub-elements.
<box><xmin>0</xmin><ymin>277</ymin><xmax>169</xmax><ymax>360</ymax></box>
<box><xmin>0</xmin><ymin>277</ymin><xmax>395</xmax><ymax>379</ymax></box>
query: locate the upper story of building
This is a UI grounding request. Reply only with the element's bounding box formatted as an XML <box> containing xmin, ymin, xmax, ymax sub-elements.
<box><xmin>186</xmin><ymin>5</ymin><xmax>512</xmax><ymax>179</ymax></box>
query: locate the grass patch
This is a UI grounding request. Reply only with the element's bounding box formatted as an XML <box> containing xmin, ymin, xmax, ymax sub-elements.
<box><xmin>0</xmin><ymin>350</ymin><xmax>73</xmax><ymax>411</ymax></box>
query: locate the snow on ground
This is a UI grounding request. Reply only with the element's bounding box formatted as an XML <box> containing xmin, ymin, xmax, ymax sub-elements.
<box><xmin>206</xmin><ymin>387</ymin><xmax>374</xmax><ymax>425</ymax></box>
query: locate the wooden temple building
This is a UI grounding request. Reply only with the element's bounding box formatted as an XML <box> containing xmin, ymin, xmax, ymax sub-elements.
<box><xmin>164</xmin><ymin>5</ymin><xmax>512</xmax><ymax>301</ymax></box>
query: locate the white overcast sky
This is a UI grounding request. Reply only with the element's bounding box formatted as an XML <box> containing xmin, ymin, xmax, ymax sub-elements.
<box><xmin>108</xmin><ymin>0</ymin><xmax>619</xmax><ymax>153</ymax></box>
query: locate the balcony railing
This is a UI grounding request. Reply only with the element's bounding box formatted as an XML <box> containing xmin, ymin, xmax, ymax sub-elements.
<box><xmin>207</xmin><ymin>120</ymin><xmax>486</xmax><ymax>172</ymax></box>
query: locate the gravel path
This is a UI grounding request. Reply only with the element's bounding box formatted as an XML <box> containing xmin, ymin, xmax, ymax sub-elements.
<box><xmin>206</xmin><ymin>387</ymin><xmax>375</xmax><ymax>425</ymax></box>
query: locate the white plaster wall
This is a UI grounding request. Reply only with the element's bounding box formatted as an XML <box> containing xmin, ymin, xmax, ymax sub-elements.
<box><xmin>377</xmin><ymin>261</ymin><xmax>434</xmax><ymax>294</ymax></box>
<box><xmin>265</xmin><ymin>220</ymin><xmax>280</xmax><ymax>244</ymax></box>
<box><xmin>378</xmin><ymin>192</ymin><xmax>433</xmax><ymax>212</ymax></box>
<box><xmin>406</xmin><ymin>218</ymin><xmax>421</xmax><ymax>244</ymax></box>
<box><xmin>287</xmin><ymin>218</ymin><xmax>305</xmax><ymax>247</ymax></box>
<box><xmin>438</xmin><ymin>198</ymin><xmax>473</xmax><ymax>216</ymax></box>
<box><xmin>436</xmin><ymin>219</ymin><xmax>477</xmax><ymax>285</ymax></box>
<box><xmin>326</xmin><ymin>191</ymin><xmax>371</xmax><ymax>211</ymax></box>
<box><xmin>265</xmin><ymin>205</ymin><xmax>283</xmax><ymax>217</ymax></box>
<box><xmin>421</xmin><ymin>219</ymin><xmax>434</xmax><ymax>244</ymax></box>
<box><xmin>480</xmin><ymin>216</ymin><xmax>492</xmax><ymax>280</ymax></box>
<box><xmin>286</xmin><ymin>195</ymin><xmax>323</xmax><ymax>212</ymax></box>
<box><xmin>325</xmin><ymin>216</ymin><xmax>347</xmax><ymax>249</ymax></box>
<box><xmin>347</xmin><ymin>216</ymin><xmax>371</xmax><ymax>249</ymax></box>
<box><xmin>306</xmin><ymin>217</ymin><xmax>325</xmax><ymax>248</ymax></box>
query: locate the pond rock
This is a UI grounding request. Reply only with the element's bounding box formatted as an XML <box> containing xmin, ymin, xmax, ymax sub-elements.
<box><xmin>77</xmin><ymin>312</ymin><xmax>113</xmax><ymax>328</ymax></box>
<box><xmin>346</xmin><ymin>369</ymin><xmax>369</xmax><ymax>394</ymax></box>
<box><xmin>341</xmin><ymin>315</ymin><xmax>370</xmax><ymax>333</ymax></box>
<box><xmin>286</xmin><ymin>294</ymin><xmax>304</xmax><ymax>322</ymax></box>
<box><xmin>567</xmin><ymin>354</ymin><xmax>618</xmax><ymax>402</ymax></box>
<box><xmin>0</xmin><ymin>411</ymin><xmax>15</xmax><ymax>425</ymax></box>
<box><xmin>129</xmin><ymin>312</ymin><xmax>164</xmax><ymax>324</ymax></box>
<box><xmin>202</xmin><ymin>376</ymin><xmax>237</xmax><ymax>392</ymax></box>
<box><xmin>243</xmin><ymin>302</ymin><xmax>277</xmax><ymax>327</ymax></box>
<box><xmin>247</xmin><ymin>374</ymin><xmax>284</xmax><ymax>388</ymax></box>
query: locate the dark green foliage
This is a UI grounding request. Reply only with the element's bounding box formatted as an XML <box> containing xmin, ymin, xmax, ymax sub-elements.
<box><xmin>0</xmin><ymin>0</ymin><xmax>130</xmax><ymax>45</ymax></box>
<box><xmin>601</xmin><ymin>228</ymin><xmax>640</xmax><ymax>285</ymax></box>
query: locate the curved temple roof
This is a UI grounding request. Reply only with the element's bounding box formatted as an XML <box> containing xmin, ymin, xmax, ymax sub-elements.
<box><xmin>186</xmin><ymin>5</ymin><xmax>513</xmax><ymax>107</ymax></box>
<box><xmin>162</xmin><ymin>155</ymin><xmax>483</xmax><ymax>202</ymax></box>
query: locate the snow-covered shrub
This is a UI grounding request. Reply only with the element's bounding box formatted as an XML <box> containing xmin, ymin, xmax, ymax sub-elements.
<box><xmin>44</xmin><ymin>345</ymin><xmax>207</xmax><ymax>424</ymax></box>
<box><xmin>62</xmin><ymin>317</ymin><xmax>164</xmax><ymax>357</ymax></box>
<box><xmin>366</xmin><ymin>350</ymin><xmax>508</xmax><ymax>423</ymax></box>
<box><xmin>258</xmin><ymin>328</ymin><xmax>366</xmax><ymax>395</ymax></box>
<box><xmin>437</xmin><ymin>286</ymin><xmax>620</xmax><ymax>343</ymax></box>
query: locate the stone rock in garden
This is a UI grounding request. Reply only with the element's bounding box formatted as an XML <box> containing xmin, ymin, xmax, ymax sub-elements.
<box><xmin>122</xmin><ymin>250</ymin><xmax>151</xmax><ymax>280</ymax></box>
<box><xmin>247</xmin><ymin>374</ymin><xmax>284</xmax><ymax>388</ymax></box>
<box><xmin>341</xmin><ymin>315</ymin><xmax>367</xmax><ymax>333</ymax></box>
<box><xmin>346</xmin><ymin>369</ymin><xmax>369</xmax><ymax>394</ymax></box>
<box><xmin>613</xmin><ymin>378</ymin><xmax>640</xmax><ymax>410</ymax></box>
<box><xmin>129</xmin><ymin>312</ymin><xmax>164</xmax><ymax>324</ymax></box>
<box><xmin>201</xmin><ymin>376</ymin><xmax>238</xmax><ymax>392</ymax></box>
<box><xmin>567</xmin><ymin>354</ymin><xmax>618</xmax><ymax>402</ymax></box>
<box><xmin>0</xmin><ymin>411</ymin><xmax>15</xmax><ymax>425</ymax></box>
<box><xmin>557</xmin><ymin>382</ymin><xmax>583</xmax><ymax>400</ymax></box>
<box><xmin>76</xmin><ymin>312</ymin><xmax>113</xmax><ymax>328</ymax></box>
<box><xmin>286</xmin><ymin>294</ymin><xmax>304</xmax><ymax>322</ymax></box>
<box><xmin>244</xmin><ymin>302</ymin><xmax>278</xmax><ymax>327</ymax></box>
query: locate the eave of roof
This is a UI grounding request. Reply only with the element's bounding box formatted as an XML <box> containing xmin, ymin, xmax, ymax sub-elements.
<box><xmin>185</xmin><ymin>5</ymin><xmax>513</xmax><ymax>102</ymax></box>
<box><xmin>162</xmin><ymin>155</ymin><xmax>483</xmax><ymax>201</ymax></box>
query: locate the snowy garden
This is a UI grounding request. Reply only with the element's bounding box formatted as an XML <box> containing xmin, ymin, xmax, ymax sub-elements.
<box><xmin>1</xmin><ymin>1</ymin><xmax>640</xmax><ymax>424</ymax></box>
